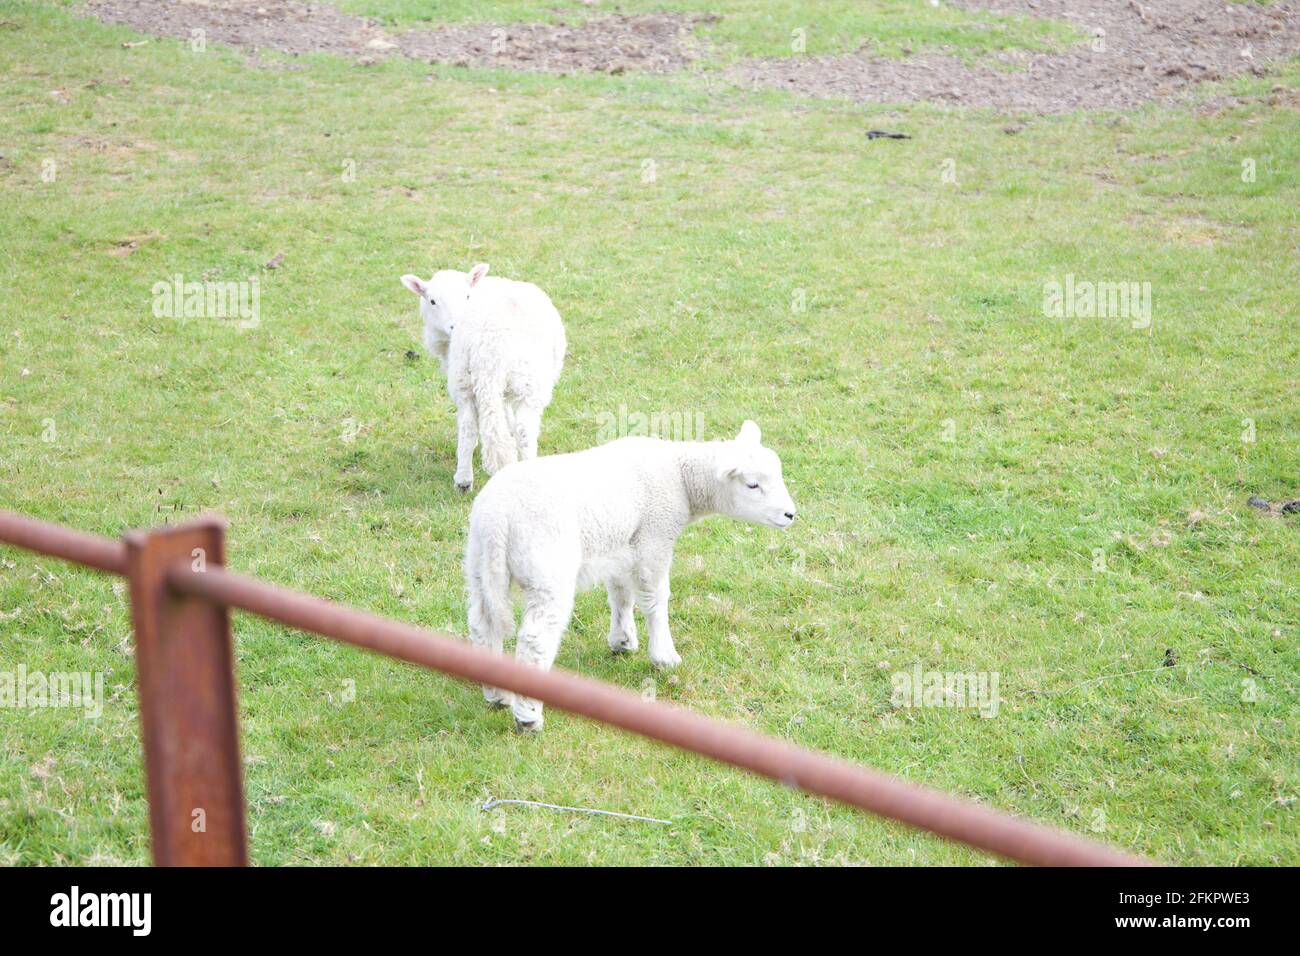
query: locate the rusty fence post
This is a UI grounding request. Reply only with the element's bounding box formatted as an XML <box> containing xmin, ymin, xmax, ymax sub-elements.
<box><xmin>125</xmin><ymin>517</ymin><xmax>248</xmax><ymax>866</ymax></box>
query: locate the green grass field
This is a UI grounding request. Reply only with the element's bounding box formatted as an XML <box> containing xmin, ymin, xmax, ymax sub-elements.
<box><xmin>0</xmin><ymin>0</ymin><xmax>1296</xmax><ymax>865</ymax></box>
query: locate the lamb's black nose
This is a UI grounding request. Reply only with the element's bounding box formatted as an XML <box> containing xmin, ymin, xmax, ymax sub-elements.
<box><xmin>784</xmin><ymin>511</ymin><xmax>796</xmax><ymax>520</ymax></box>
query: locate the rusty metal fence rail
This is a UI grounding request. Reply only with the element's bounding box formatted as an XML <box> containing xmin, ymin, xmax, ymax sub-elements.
<box><xmin>0</xmin><ymin>509</ymin><xmax>1149</xmax><ymax>867</ymax></box>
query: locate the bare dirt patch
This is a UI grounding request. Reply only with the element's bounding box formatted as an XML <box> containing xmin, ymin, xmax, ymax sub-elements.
<box><xmin>84</xmin><ymin>0</ymin><xmax>712</xmax><ymax>74</ymax></box>
<box><xmin>733</xmin><ymin>0</ymin><xmax>1300</xmax><ymax>113</ymax></box>
<box><xmin>81</xmin><ymin>0</ymin><xmax>1300</xmax><ymax>112</ymax></box>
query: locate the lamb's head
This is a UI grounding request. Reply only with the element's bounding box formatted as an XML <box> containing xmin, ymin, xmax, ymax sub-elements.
<box><xmin>714</xmin><ymin>421</ymin><xmax>797</xmax><ymax>530</ymax></box>
<box><xmin>400</xmin><ymin>263</ymin><xmax>490</xmax><ymax>338</ymax></box>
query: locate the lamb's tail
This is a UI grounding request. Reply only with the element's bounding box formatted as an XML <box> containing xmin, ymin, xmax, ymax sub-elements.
<box><xmin>474</xmin><ymin>379</ymin><xmax>518</xmax><ymax>475</ymax></box>
<box><xmin>465</xmin><ymin>505</ymin><xmax>514</xmax><ymax>652</ymax></box>
<box><xmin>465</xmin><ymin>503</ymin><xmax>515</xmax><ymax>706</ymax></box>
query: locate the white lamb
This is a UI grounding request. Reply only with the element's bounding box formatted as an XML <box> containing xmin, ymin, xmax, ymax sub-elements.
<box><xmin>464</xmin><ymin>421</ymin><xmax>797</xmax><ymax>730</ymax></box>
<box><xmin>400</xmin><ymin>263</ymin><xmax>566</xmax><ymax>492</ymax></box>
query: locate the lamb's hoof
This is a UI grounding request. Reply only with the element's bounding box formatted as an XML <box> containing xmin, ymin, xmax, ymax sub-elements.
<box><xmin>650</xmin><ymin>652</ymin><xmax>682</xmax><ymax>670</ymax></box>
<box><xmin>609</xmin><ymin>639</ymin><xmax>638</xmax><ymax>655</ymax></box>
<box><xmin>514</xmin><ymin>717</ymin><xmax>543</xmax><ymax>733</ymax></box>
<box><xmin>483</xmin><ymin>686</ymin><xmax>511</xmax><ymax>708</ymax></box>
<box><xmin>454</xmin><ymin>480</ymin><xmax>472</xmax><ymax>494</ymax></box>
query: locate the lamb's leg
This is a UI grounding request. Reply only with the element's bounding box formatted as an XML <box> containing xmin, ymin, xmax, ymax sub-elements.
<box><xmin>513</xmin><ymin>403</ymin><xmax>544</xmax><ymax>461</ymax></box>
<box><xmin>606</xmin><ymin>577</ymin><xmax>638</xmax><ymax>654</ymax></box>
<box><xmin>512</xmin><ymin>587</ymin><xmax>574</xmax><ymax>731</ymax></box>
<box><xmin>454</xmin><ymin>399</ymin><xmax>478</xmax><ymax>493</ymax></box>
<box><xmin>637</xmin><ymin>569</ymin><xmax>680</xmax><ymax>670</ymax></box>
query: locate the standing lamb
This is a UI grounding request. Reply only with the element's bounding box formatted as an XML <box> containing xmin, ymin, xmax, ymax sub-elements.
<box><xmin>464</xmin><ymin>420</ymin><xmax>797</xmax><ymax>730</ymax></box>
<box><xmin>400</xmin><ymin>263</ymin><xmax>566</xmax><ymax>492</ymax></box>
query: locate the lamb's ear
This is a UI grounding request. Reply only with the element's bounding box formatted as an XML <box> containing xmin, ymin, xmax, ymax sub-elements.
<box><xmin>737</xmin><ymin>420</ymin><xmax>762</xmax><ymax>445</ymax></box>
<box><xmin>715</xmin><ymin>456</ymin><xmax>743</xmax><ymax>482</ymax></box>
<box><xmin>467</xmin><ymin>263</ymin><xmax>490</xmax><ymax>288</ymax></box>
<box><xmin>400</xmin><ymin>274</ymin><xmax>427</xmax><ymax>297</ymax></box>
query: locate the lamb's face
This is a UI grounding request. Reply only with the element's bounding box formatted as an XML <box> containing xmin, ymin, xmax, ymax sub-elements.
<box><xmin>400</xmin><ymin>263</ymin><xmax>490</xmax><ymax>339</ymax></box>
<box><xmin>716</xmin><ymin>421</ymin><xmax>797</xmax><ymax>530</ymax></box>
<box><xmin>400</xmin><ymin>271</ymin><xmax>462</xmax><ymax>338</ymax></box>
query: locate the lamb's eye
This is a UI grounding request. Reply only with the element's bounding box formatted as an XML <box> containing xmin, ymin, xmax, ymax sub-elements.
<box><xmin>746</xmin><ymin>482</ymin><xmax>760</xmax><ymax>490</ymax></box>
<box><xmin>428</xmin><ymin>297</ymin><xmax>436</xmax><ymax>307</ymax></box>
